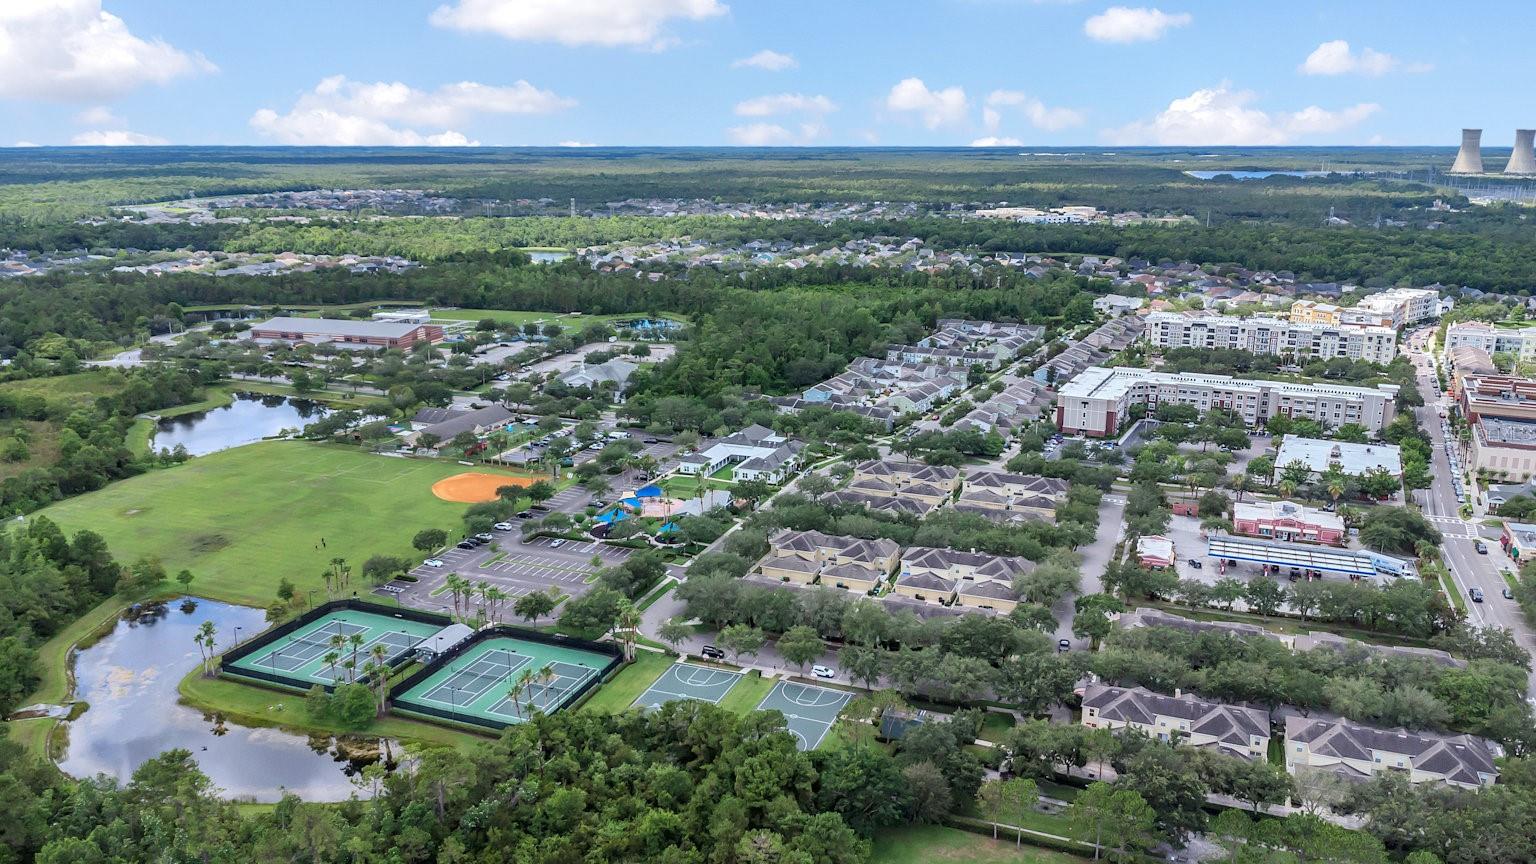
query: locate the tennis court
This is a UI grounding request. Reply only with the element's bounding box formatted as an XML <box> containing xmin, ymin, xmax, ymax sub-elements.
<box><xmin>632</xmin><ymin>662</ymin><xmax>743</xmax><ymax>710</ymax></box>
<box><xmin>757</xmin><ymin>680</ymin><xmax>853</xmax><ymax>750</ymax></box>
<box><xmin>395</xmin><ymin>634</ymin><xmax>615</xmax><ymax>726</ymax></box>
<box><xmin>227</xmin><ymin>608</ymin><xmax>444</xmax><ymax>687</ymax></box>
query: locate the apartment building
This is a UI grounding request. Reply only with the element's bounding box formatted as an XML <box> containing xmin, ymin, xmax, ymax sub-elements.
<box><xmin>1291</xmin><ymin>299</ymin><xmax>1395</xmax><ymax>330</ymax></box>
<box><xmin>756</xmin><ymin>529</ymin><xmax>900</xmax><ymax>592</ymax></box>
<box><xmin>1458</xmin><ymin>373</ymin><xmax>1536</xmax><ymax>423</ymax></box>
<box><xmin>893</xmin><ymin>546</ymin><xmax>1031</xmax><ymax>611</ymax></box>
<box><xmin>1291</xmin><ymin>300</ymin><xmax>1342</xmax><ymax>325</ymax></box>
<box><xmin>1146</xmin><ymin>313</ymin><xmax>1397</xmax><ymax>363</ymax></box>
<box><xmin>1081</xmin><ymin>684</ymin><xmax>1270</xmax><ymax>760</ymax></box>
<box><xmin>1285</xmin><ymin>716</ymin><xmax>1498</xmax><ymax>790</ymax></box>
<box><xmin>1054</xmin><ymin>367</ymin><xmax>1399</xmax><ymax>438</ymax></box>
<box><xmin>1444</xmin><ymin>321</ymin><xmax>1536</xmax><ymax>361</ymax></box>
<box><xmin>1355</xmin><ymin>287</ymin><xmax>1441</xmax><ymax>328</ymax></box>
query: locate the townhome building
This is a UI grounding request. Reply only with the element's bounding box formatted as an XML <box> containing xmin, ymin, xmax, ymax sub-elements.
<box><xmin>1081</xmin><ymin>684</ymin><xmax>1270</xmax><ymax>760</ymax></box>
<box><xmin>1285</xmin><ymin>716</ymin><xmax>1498</xmax><ymax>790</ymax></box>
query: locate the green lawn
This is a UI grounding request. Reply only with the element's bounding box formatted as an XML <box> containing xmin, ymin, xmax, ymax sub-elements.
<box><xmin>579</xmin><ymin>651</ymin><xmax>675</xmax><ymax>713</ymax></box>
<box><xmin>870</xmin><ymin>826</ymin><xmax>1086</xmax><ymax>864</ymax></box>
<box><xmin>33</xmin><ymin>440</ymin><xmax>537</xmax><ymax>607</ymax></box>
<box><xmin>180</xmin><ymin>668</ymin><xmax>487</xmax><ymax>752</ymax></box>
<box><xmin>0</xmin><ymin>370</ymin><xmax>128</xmax><ymax>408</ymax></box>
<box><xmin>716</xmin><ymin>669</ymin><xmax>776</xmax><ymax>716</ymax></box>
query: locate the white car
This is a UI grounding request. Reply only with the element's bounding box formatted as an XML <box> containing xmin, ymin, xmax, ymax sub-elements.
<box><xmin>492</xmin><ymin>522</ymin><xmax>514</xmax><ymax>531</ymax></box>
<box><xmin>549</xmin><ymin>539</ymin><xmax>565</xmax><ymax>548</ymax></box>
<box><xmin>422</xmin><ymin>558</ymin><xmax>445</xmax><ymax>568</ymax></box>
<box><xmin>811</xmin><ymin>665</ymin><xmax>836</xmax><ymax>679</ymax></box>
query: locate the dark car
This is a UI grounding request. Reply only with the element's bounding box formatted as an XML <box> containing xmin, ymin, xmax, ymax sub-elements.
<box><xmin>516</xmin><ymin>510</ymin><xmax>534</xmax><ymax>519</ymax></box>
<box><xmin>643</xmin><ymin>437</ymin><xmax>659</xmax><ymax>444</ymax></box>
<box><xmin>1504</xmin><ymin>587</ymin><xmax>1516</xmax><ymax>600</ymax></box>
<box><xmin>1056</xmin><ymin>639</ymin><xmax>1071</xmax><ymax>653</ymax></box>
<box><xmin>1187</xmin><ymin>559</ymin><xmax>1202</xmax><ymax>569</ymax></box>
<box><xmin>1470</xmin><ymin>587</ymin><xmax>1485</xmax><ymax>603</ymax></box>
<box><xmin>455</xmin><ymin>540</ymin><xmax>476</xmax><ymax>550</ymax></box>
<box><xmin>700</xmin><ymin>645</ymin><xmax>726</xmax><ymax>660</ymax></box>
<box><xmin>1475</xmin><ymin>541</ymin><xmax>1489</xmax><ymax>554</ymax></box>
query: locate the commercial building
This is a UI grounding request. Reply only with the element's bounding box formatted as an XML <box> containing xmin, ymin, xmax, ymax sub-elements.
<box><xmin>250</xmin><ymin>316</ymin><xmax>444</xmax><ymax>349</ymax></box>
<box><xmin>1285</xmin><ymin>716</ymin><xmax>1498</xmax><ymax>790</ymax></box>
<box><xmin>1232</xmin><ymin>500</ymin><xmax>1346</xmax><ymax>544</ymax></box>
<box><xmin>1354</xmin><ymin>287</ymin><xmax>1442</xmax><ymax>328</ymax></box>
<box><xmin>1458</xmin><ymin>373</ymin><xmax>1536</xmax><ymax>424</ymax></box>
<box><xmin>1272</xmin><ymin>436</ymin><xmax>1403</xmax><ymax>483</ymax></box>
<box><xmin>1054</xmin><ymin>367</ymin><xmax>1399</xmax><ymax>438</ymax></box>
<box><xmin>1206</xmin><ymin>534</ymin><xmax>1416</xmax><ymax>579</ymax></box>
<box><xmin>677</xmin><ymin>424</ymin><xmax>804</xmax><ymax>484</ymax></box>
<box><xmin>1444</xmin><ymin>322</ymin><xmax>1536</xmax><ymax>361</ymax></box>
<box><xmin>1145</xmin><ymin>313</ymin><xmax>1397</xmax><ymax>364</ymax></box>
<box><xmin>1469</xmin><ymin>416</ymin><xmax>1536</xmax><ymax>481</ymax></box>
<box><xmin>1499</xmin><ymin>521</ymin><xmax>1536</xmax><ymax>563</ymax></box>
<box><xmin>1082</xmin><ymin>684</ymin><xmax>1269</xmax><ymax>760</ymax></box>
<box><xmin>1446</xmin><ymin>346</ymin><xmax>1498</xmax><ymax>385</ymax></box>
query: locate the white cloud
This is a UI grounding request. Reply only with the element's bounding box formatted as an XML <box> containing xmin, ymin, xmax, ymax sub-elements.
<box><xmin>71</xmin><ymin>129</ymin><xmax>168</xmax><ymax>146</ymax></box>
<box><xmin>1299</xmin><ymin>40</ymin><xmax>1424</xmax><ymax>77</ymax></box>
<box><xmin>1103</xmin><ymin>84</ymin><xmax>1379</xmax><ymax>145</ymax></box>
<box><xmin>985</xmin><ymin>89</ymin><xmax>1085</xmax><ymax>131</ymax></box>
<box><xmin>732</xmin><ymin>49</ymin><xmax>795</xmax><ymax>71</ymax></box>
<box><xmin>0</xmin><ymin>0</ymin><xmax>215</xmax><ymax>102</ymax></box>
<box><xmin>726</xmin><ymin>122</ymin><xmax>825</xmax><ymax>146</ymax></box>
<box><xmin>971</xmin><ymin>136</ymin><xmax>1023</xmax><ymax>147</ymax></box>
<box><xmin>429</xmin><ymin>0</ymin><xmax>726</xmax><ymax>50</ymax></box>
<box><xmin>73</xmin><ymin>105</ymin><xmax>122</xmax><ymax>126</ymax></box>
<box><xmin>886</xmin><ymin>78</ymin><xmax>969</xmax><ymax>129</ymax></box>
<box><xmin>558</xmin><ymin>140</ymin><xmax>597</xmax><ymax>147</ymax></box>
<box><xmin>1083</xmin><ymin>6</ymin><xmax>1190</xmax><ymax>43</ymax></box>
<box><xmin>250</xmin><ymin>75</ymin><xmax>573</xmax><ymax>146</ymax></box>
<box><xmin>12</xmin><ymin>141</ymin><xmax>40</xmax><ymax>148</ymax></box>
<box><xmin>734</xmin><ymin>93</ymin><xmax>835</xmax><ymax>117</ymax></box>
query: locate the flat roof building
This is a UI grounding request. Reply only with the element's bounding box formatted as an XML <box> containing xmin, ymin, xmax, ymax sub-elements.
<box><xmin>1145</xmin><ymin>312</ymin><xmax>1397</xmax><ymax>364</ymax></box>
<box><xmin>1272</xmin><ymin>435</ymin><xmax>1403</xmax><ymax>481</ymax></box>
<box><xmin>250</xmin><ymin>316</ymin><xmax>443</xmax><ymax>349</ymax></box>
<box><xmin>1054</xmin><ymin>367</ymin><xmax>1398</xmax><ymax>438</ymax></box>
<box><xmin>1445</xmin><ymin>322</ymin><xmax>1536</xmax><ymax>361</ymax></box>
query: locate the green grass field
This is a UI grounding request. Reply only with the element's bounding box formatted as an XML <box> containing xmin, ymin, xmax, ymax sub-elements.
<box><xmin>870</xmin><ymin>826</ymin><xmax>1086</xmax><ymax>864</ymax></box>
<box><xmin>34</xmin><ymin>440</ymin><xmax>535</xmax><ymax>607</ymax></box>
<box><xmin>579</xmin><ymin>651</ymin><xmax>674</xmax><ymax>713</ymax></box>
<box><xmin>0</xmin><ymin>370</ymin><xmax>127</xmax><ymax>408</ymax></box>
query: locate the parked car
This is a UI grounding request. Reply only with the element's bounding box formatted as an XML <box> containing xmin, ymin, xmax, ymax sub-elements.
<box><xmin>549</xmin><ymin>539</ymin><xmax>565</xmax><ymax>548</ymax></box>
<box><xmin>700</xmin><ymin>645</ymin><xmax>726</xmax><ymax>660</ymax></box>
<box><xmin>492</xmin><ymin>522</ymin><xmax>514</xmax><ymax>531</ymax></box>
<box><xmin>474</xmin><ymin>533</ymin><xmax>494</xmax><ymax>542</ymax></box>
<box><xmin>1475</xmin><ymin>541</ymin><xmax>1489</xmax><ymax>554</ymax></box>
<box><xmin>1470</xmin><ymin>587</ymin><xmax>1485</xmax><ymax>603</ymax></box>
<box><xmin>422</xmin><ymin>558</ymin><xmax>445</xmax><ymax>568</ymax></box>
<box><xmin>643</xmin><ymin>437</ymin><xmax>659</xmax><ymax>444</ymax></box>
<box><xmin>516</xmin><ymin>510</ymin><xmax>534</xmax><ymax>519</ymax></box>
<box><xmin>811</xmin><ymin>665</ymin><xmax>836</xmax><ymax>680</ymax></box>
<box><xmin>455</xmin><ymin>540</ymin><xmax>476</xmax><ymax>550</ymax></box>
<box><xmin>1504</xmin><ymin>587</ymin><xmax>1516</xmax><ymax>600</ymax></box>
<box><xmin>1187</xmin><ymin>559</ymin><xmax>1202</xmax><ymax>569</ymax></box>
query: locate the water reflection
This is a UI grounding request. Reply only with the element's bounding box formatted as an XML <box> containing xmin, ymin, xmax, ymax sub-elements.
<box><xmin>151</xmin><ymin>393</ymin><xmax>332</xmax><ymax>456</ymax></box>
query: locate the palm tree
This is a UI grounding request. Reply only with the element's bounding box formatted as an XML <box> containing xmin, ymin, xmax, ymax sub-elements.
<box><xmin>193</xmin><ymin>621</ymin><xmax>218</xmax><ymax>677</ymax></box>
<box><xmin>516</xmin><ymin>669</ymin><xmax>537</xmax><ymax>715</ymax></box>
<box><xmin>537</xmin><ymin>664</ymin><xmax>556</xmax><ymax>704</ymax></box>
<box><xmin>615</xmin><ymin>600</ymin><xmax>641</xmax><ymax>662</ymax></box>
<box><xmin>324</xmin><ymin>651</ymin><xmax>342</xmax><ymax>683</ymax></box>
<box><xmin>347</xmin><ymin>632</ymin><xmax>364</xmax><ymax>679</ymax></box>
<box><xmin>368</xmin><ymin>644</ymin><xmax>390</xmax><ymax>713</ymax></box>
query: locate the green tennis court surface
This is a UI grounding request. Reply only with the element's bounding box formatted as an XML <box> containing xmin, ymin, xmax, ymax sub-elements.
<box><xmin>227</xmin><ymin>608</ymin><xmax>443</xmax><ymax>686</ymax></box>
<box><xmin>757</xmin><ymin>681</ymin><xmax>852</xmax><ymax>750</ymax></box>
<box><xmin>632</xmin><ymin>662</ymin><xmax>743</xmax><ymax>710</ymax></box>
<box><xmin>395</xmin><ymin>635</ymin><xmax>612</xmax><ymax>726</ymax></box>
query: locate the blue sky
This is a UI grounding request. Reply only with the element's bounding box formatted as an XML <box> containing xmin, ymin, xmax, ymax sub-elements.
<box><xmin>2</xmin><ymin>0</ymin><xmax>1531</xmax><ymax>148</ymax></box>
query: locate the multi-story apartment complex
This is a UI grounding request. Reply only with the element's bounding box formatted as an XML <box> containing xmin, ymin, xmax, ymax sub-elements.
<box><xmin>1054</xmin><ymin>367</ymin><xmax>1399</xmax><ymax>438</ymax></box>
<box><xmin>1285</xmin><ymin>716</ymin><xmax>1498</xmax><ymax>790</ymax></box>
<box><xmin>1355</xmin><ymin>287</ymin><xmax>1442</xmax><ymax>328</ymax></box>
<box><xmin>1290</xmin><ymin>299</ymin><xmax>1395</xmax><ymax>329</ymax></box>
<box><xmin>1145</xmin><ymin>312</ymin><xmax>1397</xmax><ymax>364</ymax></box>
<box><xmin>1444</xmin><ymin>322</ymin><xmax>1536</xmax><ymax>360</ymax></box>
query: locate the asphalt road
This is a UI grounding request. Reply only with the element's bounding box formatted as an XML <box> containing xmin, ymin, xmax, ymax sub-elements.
<box><xmin>1405</xmin><ymin>331</ymin><xmax>1536</xmax><ymax>692</ymax></box>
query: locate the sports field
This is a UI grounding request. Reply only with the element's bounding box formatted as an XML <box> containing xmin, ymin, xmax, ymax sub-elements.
<box><xmin>227</xmin><ymin>608</ymin><xmax>443</xmax><ymax>687</ymax></box>
<box><xmin>394</xmin><ymin>635</ymin><xmax>615</xmax><ymax>727</ymax></box>
<box><xmin>34</xmin><ymin>440</ymin><xmax>537</xmax><ymax>607</ymax></box>
<box><xmin>431</xmin><ymin>472</ymin><xmax>533</xmax><ymax>503</ymax></box>
<box><xmin>757</xmin><ymin>681</ymin><xmax>852</xmax><ymax>750</ymax></box>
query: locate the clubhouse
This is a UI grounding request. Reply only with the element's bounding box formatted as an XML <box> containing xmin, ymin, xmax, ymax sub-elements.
<box><xmin>250</xmin><ymin>316</ymin><xmax>444</xmax><ymax>349</ymax></box>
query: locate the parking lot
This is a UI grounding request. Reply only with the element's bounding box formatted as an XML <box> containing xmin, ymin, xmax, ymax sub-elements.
<box><xmin>382</xmin><ymin>531</ymin><xmax>632</xmax><ymax>622</ymax></box>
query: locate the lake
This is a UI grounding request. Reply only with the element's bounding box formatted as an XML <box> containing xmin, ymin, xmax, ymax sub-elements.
<box><xmin>527</xmin><ymin>250</ymin><xmax>571</xmax><ymax>263</ymax></box>
<box><xmin>1184</xmin><ymin>170</ymin><xmax>1331</xmax><ymax>180</ymax></box>
<box><xmin>151</xmin><ymin>393</ymin><xmax>331</xmax><ymax>456</ymax></box>
<box><xmin>58</xmin><ymin>598</ymin><xmax>396</xmax><ymax>802</ymax></box>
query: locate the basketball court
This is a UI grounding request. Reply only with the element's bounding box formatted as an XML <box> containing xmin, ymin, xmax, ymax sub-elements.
<box><xmin>756</xmin><ymin>680</ymin><xmax>852</xmax><ymax>750</ymax></box>
<box><xmin>631</xmin><ymin>661</ymin><xmax>743</xmax><ymax>710</ymax></box>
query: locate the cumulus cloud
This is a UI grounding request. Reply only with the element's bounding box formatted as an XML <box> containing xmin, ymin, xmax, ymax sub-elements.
<box><xmin>12</xmin><ymin>141</ymin><xmax>40</xmax><ymax>148</ymax></box>
<box><xmin>985</xmin><ymin>89</ymin><xmax>1085</xmax><ymax>132</ymax></box>
<box><xmin>971</xmin><ymin>136</ymin><xmax>1023</xmax><ymax>147</ymax></box>
<box><xmin>71</xmin><ymin>129</ymin><xmax>168</xmax><ymax>146</ymax></box>
<box><xmin>732</xmin><ymin>49</ymin><xmax>796</xmax><ymax>71</ymax></box>
<box><xmin>1103</xmin><ymin>84</ymin><xmax>1379</xmax><ymax>145</ymax></box>
<box><xmin>734</xmin><ymin>93</ymin><xmax>836</xmax><ymax>117</ymax></box>
<box><xmin>1083</xmin><ymin>6</ymin><xmax>1190</xmax><ymax>43</ymax></box>
<box><xmin>886</xmin><ymin>78</ymin><xmax>969</xmax><ymax>129</ymax></box>
<box><xmin>0</xmin><ymin>0</ymin><xmax>216</xmax><ymax>102</ymax></box>
<box><xmin>249</xmin><ymin>75</ymin><xmax>573</xmax><ymax>146</ymax></box>
<box><xmin>726</xmin><ymin>122</ymin><xmax>826</xmax><ymax>146</ymax></box>
<box><xmin>429</xmin><ymin>0</ymin><xmax>726</xmax><ymax>50</ymax></box>
<box><xmin>73</xmin><ymin>105</ymin><xmax>123</xmax><ymax>126</ymax></box>
<box><xmin>1300</xmin><ymin>40</ymin><xmax>1425</xmax><ymax>77</ymax></box>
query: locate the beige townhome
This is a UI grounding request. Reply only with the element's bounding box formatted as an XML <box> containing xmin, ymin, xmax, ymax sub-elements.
<box><xmin>1081</xmin><ymin>684</ymin><xmax>1270</xmax><ymax>760</ymax></box>
<box><xmin>890</xmin><ymin>570</ymin><xmax>957</xmax><ymax>605</ymax></box>
<box><xmin>756</xmin><ymin>529</ymin><xmax>901</xmax><ymax>588</ymax></box>
<box><xmin>1284</xmin><ymin>717</ymin><xmax>1498</xmax><ymax>790</ymax></box>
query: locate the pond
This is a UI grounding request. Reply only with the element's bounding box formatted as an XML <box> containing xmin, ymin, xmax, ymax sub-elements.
<box><xmin>151</xmin><ymin>392</ymin><xmax>332</xmax><ymax>456</ymax></box>
<box><xmin>58</xmin><ymin>598</ymin><xmax>397</xmax><ymax>802</ymax></box>
<box><xmin>527</xmin><ymin>250</ymin><xmax>571</xmax><ymax>263</ymax></box>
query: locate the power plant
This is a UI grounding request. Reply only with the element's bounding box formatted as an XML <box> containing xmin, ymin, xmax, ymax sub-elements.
<box><xmin>1451</xmin><ymin>128</ymin><xmax>1484</xmax><ymax>174</ymax></box>
<box><xmin>1506</xmin><ymin>129</ymin><xmax>1536</xmax><ymax>176</ymax></box>
<box><xmin>1448</xmin><ymin>128</ymin><xmax>1536</xmax><ymax>175</ymax></box>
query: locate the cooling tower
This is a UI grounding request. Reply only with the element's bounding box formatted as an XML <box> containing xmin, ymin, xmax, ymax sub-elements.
<box><xmin>1451</xmin><ymin>128</ymin><xmax>1484</xmax><ymax>174</ymax></box>
<box><xmin>1505</xmin><ymin>129</ymin><xmax>1536</xmax><ymax>175</ymax></box>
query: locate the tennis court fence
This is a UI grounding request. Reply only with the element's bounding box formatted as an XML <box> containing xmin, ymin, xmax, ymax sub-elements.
<box><xmin>220</xmin><ymin>599</ymin><xmax>452</xmax><ymax>693</ymax></box>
